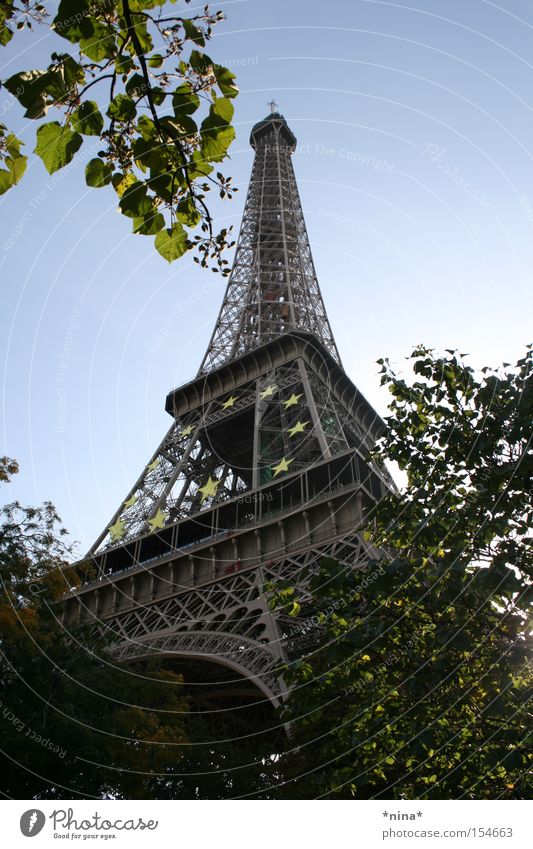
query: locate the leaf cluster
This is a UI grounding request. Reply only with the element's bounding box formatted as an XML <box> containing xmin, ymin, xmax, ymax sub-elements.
<box><xmin>266</xmin><ymin>349</ymin><xmax>532</xmax><ymax>799</ymax></box>
<box><xmin>1</xmin><ymin>0</ymin><xmax>239</xmax><ymax>269</ymax></box>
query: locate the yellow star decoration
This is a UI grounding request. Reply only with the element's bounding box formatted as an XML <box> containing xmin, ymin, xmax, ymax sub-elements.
<box><xmin>284</xmin><ymin>393</ymin><xmax>302</xmax><ymax>409</ymax></box>
<box><xmin>180</xmin><ymin>424</ymin><xmax>194</xmax><ymax>437</ymax></box>
<box><xmin>147</xmin><ymin>458</ymin><xmax>160</xmax><ymax>471</ymax></box>
<box><xmin>199</xmin><ymin>476</ymin><xmax>220</xmax><ymax>503</ymax></box>
<box><xmin>288</xmin><ymin>420</ymin><xmax>310</xmax><ymax>438</ymax></box>
<box><xmin>272</xmin><ymin>457</ymin><xmax>294</xmax><ymax>477</ymax></box>
<box><xmin>108</xmin><ymin>518</ymin><xmax>125</xmax><ymax>541</ymax></box>
<box><xmin>124</xmin><ymin>494</ymin><xmax>137</xmax><ymax>508</ymax></box>
<box><xmin>221</xmin><ymin>395</ymin><xmax>237</xmax><ymax>410</ymax></box>
<box><xmin>259</xmin><ymin>385</ymin><xmax>277</xmax><ymax>401</ymax></box>
<box><xmin>148</xmin><ymin>508</ymin><xmax>167</xmax><ymax>531</ymax></box>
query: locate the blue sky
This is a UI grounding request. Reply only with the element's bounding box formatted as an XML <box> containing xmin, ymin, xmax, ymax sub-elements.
<box><xmin>1</xmin><ymin>0</ymin><xmax>532</xmax><ymax>555</ymax></box>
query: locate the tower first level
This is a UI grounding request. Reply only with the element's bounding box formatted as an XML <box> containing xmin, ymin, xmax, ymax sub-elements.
<box><xmin>63</xmin><ymin>332</ymin><xmax>391</xmax><ymax>709</ymax></box>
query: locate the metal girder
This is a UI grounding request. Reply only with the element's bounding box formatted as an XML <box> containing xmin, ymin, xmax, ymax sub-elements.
<box><xmin>199</xmin><ymin>115</ymin><xmax>340</xmax><ymax>373</ymax></box>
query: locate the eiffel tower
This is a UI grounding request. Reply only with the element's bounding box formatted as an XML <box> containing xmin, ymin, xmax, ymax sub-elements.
<box><xmin>63</xmin><ymin>108</ymin><xmax>394</xmax><ymax>738</ymax></box>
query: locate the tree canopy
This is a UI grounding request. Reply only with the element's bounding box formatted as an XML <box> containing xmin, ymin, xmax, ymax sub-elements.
<box><xmin>266</xmin><ymin>347</ymin><xmax>532</xmax><ymax>799</ymax></box>
<box><xmin>0</xmin><ymin>1</ymin><xmax>238</xmax><ymax>267</ymax></box>
<box><xmin>0</xmin><ymin>456</ymin><xmax>192</xmax><ymax>799</ymax></box>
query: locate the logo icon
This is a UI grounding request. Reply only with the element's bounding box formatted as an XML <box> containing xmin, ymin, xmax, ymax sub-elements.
<box><xmin>20</xmin><ymin>810</ymin><xmax>46</xmax><ymax>837</ymax></box>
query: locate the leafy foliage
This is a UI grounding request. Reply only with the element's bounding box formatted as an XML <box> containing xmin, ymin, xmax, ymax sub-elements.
<box><xmin>0</xmin><ymin>1</ymin><xmax>239</xmax><ymax>269</ymax></box>
<box><xmin>0</xmin><ymin>457</ymin><xmax>190</xmax><ymax>799</ymax></box>
<box><xmin>0</xmin><ymin>123</ymin><xmax>27</xmax><ymax>194</ymax></box>
<box><xmin>267</xmin><ymin>348</ymin><xmax>532</xmax><ymax>799</ymax></box>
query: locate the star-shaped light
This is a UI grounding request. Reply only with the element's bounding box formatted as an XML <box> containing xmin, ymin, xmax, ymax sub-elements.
<box><xmin>259</xmin><ymin>385</ymin><xmax>277</xmax><ymax>401</ymax></box>
<box><xmin>272</xmin><ymin>457</ymin><xmax>294</xmax><ymax>477</ymax></box>
<box><xmin>284</xmin><ymin>393</ymin><xmax>302</xmax><ymax>409</ymax></box>
<box><xmin>288</xmin><ymin>420</ymin><xmax>310</xmax><ymax>438</ymax></box>
<box><xmin>108</xmin><ymin>518</ymin><xmax>125</xmax><ymax>541</ymax></box>
<box><xmin>148</xmin><ymin>508</ymin><xmax>167</xmax><ymax>531</ymax></box>
<box><xmin>147</xmin><ymin>457</ymin><xmax>160</xmax><ymax>471</ymax></box>
<box><xmin>180</xmin><ymin>424</ymin><xmax>194</xmax><ymax>437</ymax></box>
<box><xmin>124</xmin><ymin>494</ymin><xmax>137</xmax><ymax>508</ymax></box>
<box><xmin>199</xmin><ymin>476</ymin><xmax>220</xmax><ymax>502</ymax></box>
<box><xmin>221</xmin><ymin>395</ymin><xmax>237</xmax><ymax>410</ymax></box>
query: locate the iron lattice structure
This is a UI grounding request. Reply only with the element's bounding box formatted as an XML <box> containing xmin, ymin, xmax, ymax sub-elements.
<box><xmin>65</xmin><ymin>112</ymin><xmax>394</xmax><ymax>738</ymax></box>
<box><xmin>200</xmin><ymin>113</ymin><xmax>340</xmax><ymax>371</ymax></box>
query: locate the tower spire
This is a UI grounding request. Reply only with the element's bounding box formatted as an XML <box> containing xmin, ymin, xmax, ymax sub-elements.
<box><xmin>199</xmin><ymin>111</ymin><xmax>340</xmax><ymax>374</ymax></box>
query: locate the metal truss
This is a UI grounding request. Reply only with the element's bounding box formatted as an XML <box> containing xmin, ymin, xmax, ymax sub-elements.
<box><xmin>94</xmin><ymin>531</ymin><xmax>372</xmax><ymax>707</ymax></box>
<box><xmin>199</xmin><ymin>114</ymin><xmax>340</xmax><ymax>373</ymax></box>
<box><xmin>75</xmin><ymin>112</ymin><xmax>396</xmax><ymax>721</ymax></box>
<box><xmin>91</xmin><ymin>354</ymin><xmax>375</xmax><ymax>553</ymax></box>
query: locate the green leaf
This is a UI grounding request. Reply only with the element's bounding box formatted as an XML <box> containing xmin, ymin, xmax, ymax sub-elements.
<box><xmin>147</xmin><ymin>53</ymin><xmax>164</xmax><ymax>68</ymax></box>
<box><xmin>79</xmin><ymin>22</ymin><xmax>116</xmax><ymax>62</ymax></box>
<box><xmin>115</xmin><ymin>53</ymin><xmax>135</xmax><ymax>75</ymax></box>
<box><xmin>151</xmin><ymin>88</ymin><xmax>167</xmax><ymax>106</ymax></box>
<box><xmin>213</xmin><ymin>65</ymin><xmax>239</xmax><ymax>99</ymax></box>
<box><xmin>112</xmin><ymin>172</ymin><xmax>137</xmax><ymax>197</ymax></box>
<box><xmin>85</xmin><ymin>158</ymin><xmax>112</xmax><ymax>188</ymax></box>
<box><xmin>34</xmin><ymin>122</ymin><xmax>83</xmax><ymax>175</ymax></box>
<box><xmin>189</xmin><ymin>149</ymin><xmax>213</xmax><ymax>178</ymax></box>
<box><xmin>183</xmin><ymin>19</ymin><xmax>205</xmax><ymax>47</ymax></box>
<box><xmin>172</xmin><ymin>84</ymin><xmax>200</xmax><ymax>117</ymax></box>
<box><xmin>189</xmin><ymin>50</ymin><xmax>213</xmax><ymax>75</ymax></box>
<box><xmin>128</xmin><ymin>18</ymin><xmax>153</xmax><ymax>54</ymax></box>
<box><xmin>125</xmin><ymin>73</ymin><xmax>149</xmax><ymax>98</ymax></box>
<box><xmin>176</xmin><ymin>197</ymin><xmax>201</xmax><ymax>227</ymax></box>
<box><xmin>133</xmin><ymin>211</ymin><xmax>165</xmax><ymax>235</ymax></box>
<box><xmin>201</xmin><ymin>124</ymin><xmax>235</xmax><ymax>163</ymax></box>
<box><xmin>119</xmin><ymin>181</ymin><xmax>152</xmax><ymax>218</ymax></box>
<box><xmin>5</xmin><ymin>58</ymin><xmax>85</xmax><ymax>120</ymax></box>
<box><xmin>53</xmin><ymin>0</ymin><xmax>91</xmax><ymax>42</ymax></box>
<box><xmin>72</xmin><ymin>101</ymin><xmax>104</xmax><ymax>136</ymax></box>
<box><xmin>160</xmin><ymin>114</ymin><xmax>197</xmax><ymax>138</ymax></box>
<box><xmin>51</xmin><ymin>54</ymin><xmax>85</xmax><ymax>90</ymax></box>
<box><xmin>212</xmin><ymin>96</ymin><xmax>234</xmax><ymax>125</ymax></box>
<box><xmin>0</xmin><ymin>24</ymin><xmax>13</xmax><ymax>47</ymax></box>
<box><xmin>137</xmin><ymin>116</ymin><xmax>156</xmax><ymax>142</ymax></box>
<box><xmin>4</xmin><ymin>70</ymin><xmax>51</xmax><ymax>119</ymax></box>
<box><xmin>155</xmin><ymin>223</ymin><xmax>188</xmax><ymax>263</ymax></box>
<box><xmin>148</xmin><ymin>171</ymin><xmax>175</xmax><ymax>202</ymax></box>
<box><xmin>0</xmin><ymin>132</ymin><xmax>27</xmax><ymax>195</ymax></box>
<box><xmin>200</xmin><ymin>99</ymin><xmax>236</xmax><ymax>162</ymax></box>
<box><xmin>107</xmin><ymin>94</ymin><xmax>137</xmax><ymax>122</ymax></box>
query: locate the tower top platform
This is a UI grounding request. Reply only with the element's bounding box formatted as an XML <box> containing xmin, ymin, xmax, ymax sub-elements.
<box><xmin>250</xmin><ymin>112</ymin><xmax>297</xmax><ymax>150</ymax></box>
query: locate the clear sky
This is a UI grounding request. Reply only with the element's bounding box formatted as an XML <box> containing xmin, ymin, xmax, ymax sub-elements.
<box><xmin>1</xmin><ymin>0</ymin><xmax>532</xmax><ymax>556</ymax></box>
